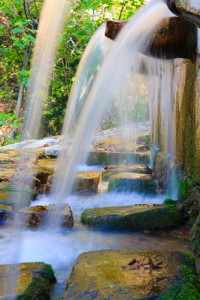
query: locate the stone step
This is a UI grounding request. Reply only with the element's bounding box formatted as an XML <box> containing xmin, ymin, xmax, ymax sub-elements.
<box><xmin>81</xmin><ymin>204</ymin><xmax>181</xmax><ymax>231</ymax></box>
<box><xmin>0</xmin><ymin>262</ymin><xmax>55</xmax><ymax>299</ymax></box>
<box><xmin>108</xmin><ymin>172</ymin><xmax>156</xmax><ymax>194</ymax></box>
<box><xmin>102</xmin><ymin>164</ymin><xmax>152</xmax><ymax>181</ymax></box>
<box><xmin>87</xmin><ymin>151</ymin><xmax>150</xmax><ymax>166</ymax></box>
<box><xmin>45</xmin><ymin>172</ymin><xmax>101</xmax><ymax>194</ymax></box>
<box><xmin>62</xmin><ymin>249</ymin><xmax>200</xmax><ymax>299</ymax></box>
<box><xmin>19</xmin><ymin>204</ymin><xmax>74</xmax><ymax>228</ymax></box>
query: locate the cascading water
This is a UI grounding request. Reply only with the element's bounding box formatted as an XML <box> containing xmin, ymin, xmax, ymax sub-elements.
<box><xmin>51</xmin><ymin>0</ymin><xmax>172</xmax><ymax>211</ymax></box>
<box><xmin>0</xmin><ymin>0</ymin><xmax>187</xmax><ymax>298</ymax></box>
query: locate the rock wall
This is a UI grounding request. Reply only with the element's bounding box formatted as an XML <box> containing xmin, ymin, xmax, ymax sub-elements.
<box><xmin>154</xmin><ymin>28</ymin><xmax>200</xmax><ymax>184</ymax></box>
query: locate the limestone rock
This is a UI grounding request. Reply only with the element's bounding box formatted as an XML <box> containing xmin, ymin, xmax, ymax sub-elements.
<box><xmin>102</xmin><ymin>164</ymin><xmax>152</xmax><ymax>181</ymax></box>
<box><xmin>0</xmin><ymin>262</ymin><xmax>56</xmax><ymax>299</ymax></box>
<box><xmin>81</xmin><ymin>204</ymin><xmax>181</xmax><ymax>231</ymax></box>
<box><xmin>19</xmin><ymin>204</ymin><xmax>74</xmax><ymax>228</ymax></box>
<box><xmin>63</xmin><ymin>249</ymin><xmax>200</xmax><ymax>299</ymax></box>
<box><xmin>0</xmin><ymin>204</ymin><xmax>13</xmax><ymax>224</ymax></box>
<box><xmin>87</xmin><ymin>151</ymin><xmax>150</xmax><ymax>166</ymax></box>
<box><xmin>73</xmin><ymin>172</ymin><xmax>100</xmax><ymax>194</ymax></box>
<box><xmin>45</xmin><ymin>172</ymin><xmax>101</xmax><ymax>195</ymax></box>
<box><xmin>108</xmin><ymin>172</ymin><xmax>156</xmax><ymax>194</ymax></box>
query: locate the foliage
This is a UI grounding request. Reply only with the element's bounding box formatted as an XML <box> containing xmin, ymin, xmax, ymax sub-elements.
<box><xmin>0</xmin><ymin>112</ymin><xmax>23</xmax><ymax>145</ymax></box>
<box><xmin>1</xmin><ymin>0</ymin><xmax>144</xmax><ymax>137</ymax></box>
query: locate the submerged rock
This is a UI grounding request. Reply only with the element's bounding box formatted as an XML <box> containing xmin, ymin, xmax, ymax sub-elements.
<box><xmin>81</xmin><ymin>204</ymin><xmax>181</xmax><ymax>231</ymax></box>
<box><xmin>108</xmin><ymin>172</ymin><xmax>156</xmax><ymax>194</ymax></box>
<box><xmin>0</xmin><ymin>204</ymin><xmax>13</xmax><ymax>224</ymax></box>
<box><xmin>102</xmin><ymin>164</ymin><xmax>152</xmax><ymax>181</ymax></box>
<box><xmin>19</xmin><ymin>204</ymin><xmax>74</xmax><ymax>228</ymax></box>
<box><xmin>0</xmin><ymin>262</ymin><xmax>56</xmax><ymax>299</ymax></box>
<box><xmin>63</xmin><ymin>249</ymin><xmax>200</xmax><ymax>299</ymax></box>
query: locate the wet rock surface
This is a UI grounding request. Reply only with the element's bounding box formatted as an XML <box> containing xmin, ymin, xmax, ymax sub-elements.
<box><xmin>73</xmin><ymin>172</ymin><xmax>100</xmax><ymax>194</ymax></box>
<box><xmin>19</xmin><ymin>204</ymin><xmax>74</xmax><ymax>228</ymax></box>
<box><xmin>102</xmin><ymin>164</ymin><xmax>152</xmax><ymax>181</ymax></box>
<box><xmin>63</xmin><ymin>249</ymin><xmax>200</xmax><ymax>300</ymax></box>
<box><xmin>0</xmin><ymin>262</ymin><xmax>56</xmax><ymax>299</ymax></box>
<box><xmin>0</xmin><ymin>204</ymin><xmax>13</xmax><ymax>224</ymax></box>
<box><xmin>108</xmin><ymin>172</ymin><xmax>156</xmax><ymax>194</ymax></box>
<box><xmin>81</xmin><ymin>204</ymin><xmax>181</xmax><ymax>231</ymax></box>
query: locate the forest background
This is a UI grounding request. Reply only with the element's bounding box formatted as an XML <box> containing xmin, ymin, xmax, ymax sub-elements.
<box><xmin>0</xmin><ymin>0</ymin><xmax>144</xmax><ymax>145</ymax></box>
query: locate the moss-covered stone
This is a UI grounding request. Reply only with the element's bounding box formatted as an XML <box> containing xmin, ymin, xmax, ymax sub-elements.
<box><xmin>87</xmin><ymin>151</ymin><xmax>150</xmax><ymax>166</ymax></box>
<box><xmin>102</xmin><ymin>164</ymin><xmax>152</xmax><ymax>181</ymax></box>
<box><xmin>81</xmin><ymin>204</ymin><xmax>181</xmax><ymax>231</ymax></box>
<box><xmin>19</xmin><ymin>204</ymin><xmax>74</xmax><ymax>228</ymax></box>
<box><xmin>0</xmin><ymin>262</ymin><xmax>56</xmax><ymax>299</ymax></box>
<box><xmin>190</xmin><ymin>214</ymin><xmax>200</xmax><ymax>257</ymax></box>
<box><xmin>108</xmin><ymin>172</ymin><xmax>157</xmax><ymax>194</ymax></box>
<box><xmin>62</xmin><ymin>249</ymin><xmax>199</xmax><ymax>300</ymax></box>
<box><xmin>177</xmin><ymin>186</ymin><xmax>200</xmax><ymax>223</ymax></box>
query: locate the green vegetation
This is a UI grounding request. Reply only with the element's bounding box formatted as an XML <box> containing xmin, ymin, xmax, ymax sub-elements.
<box><xmin>0</xmin><ymin>0</ymin><xmax>144</xmax><ymax>142</ymax></box>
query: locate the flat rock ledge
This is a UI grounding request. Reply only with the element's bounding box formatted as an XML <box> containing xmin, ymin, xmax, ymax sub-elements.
<box><xmin>62</xmin><ymin>249</ymin><xmax>200</xmax><ymax>300</ymax></box>
<box><xmin>81</xmin><ymin>204</ymin><xmax>181</xmax><ymax>231</ymax></box>
<box><xmin>19</xmin><ymin>204</ymin><xmax>74</xmax><ymax>228</ymax></box>
<box><xmin>102</xmin><ymin>164</ymin><xmax>152</xmax><ymax>181</ymax></box>
<box><xmin>108</xmin><ymin>172</ymin><xmax>157</xmax><ymax>194</ymax></box>
<box><xmin>0</xmin><ymin>262</ymin><xmax>56</xmax><ymax>299</ymax></box>
<box><xmin>73</xmin><ymin>172</ymin><xmax>101</xmax><ymax>194</ymax></box>
<box><xmin>87</xmin><ymin>151</ymin><xmax>150</xmax><ymax>166</ymax></box>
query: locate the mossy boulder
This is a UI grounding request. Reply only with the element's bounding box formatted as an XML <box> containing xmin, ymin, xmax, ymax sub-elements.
<box><xmin>190</xmin><ymin>214</ymin><xmax>200</xmax><ymax>257</ymax></box>
<box><xmin>0</xmin><ymin>262</ymin><xmax>56</xmax><ymax>299</ymax></box>
<box><xmin>19</xmin><ymin>204</ymin><xmax>74</xmax><ymax>228</ymax></box>
<box><xmin>102</xmin><ymin>164</ymin><xmax>152</xmax><ymax>181</ymax></box>
<box><xmin>108</xmin><ymin>172</ymin><xmax>157</xmax><ymax>194</ymax></box>
<box><xmin>87</xmin><ymin>151</ymin><xmax>150</xmax><ymax>166</ymax></box>
<box><xmin>177</xmin><ymin>186</ymin><xmax>200</xmax><ymax>223</ymax></box>
<box><xmin>81</xmin><ymin>204</ymin><xmax>181</xmax><ymax>231</ymax></box>
<box><xmin>62</xmin><ymin>249</ymin><xmax>200</xmax><ymax>299</ymax></box>
<box><xmin>0</xmin><ymin>204</ymin><xmax>13</xmax><ymax>224</ymax></box>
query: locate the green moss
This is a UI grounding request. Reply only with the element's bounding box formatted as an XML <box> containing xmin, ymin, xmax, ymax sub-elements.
<box><xmin>158</xmin><ymin>265</ymin><xmax>200</xmax><ymax>300</ymax></box>
<box><xmin>108</xmin><ymin>175</ymin><xmax>157</xmax><ymax>194</ymax></box>
<box><xmin>17</xmin><ymin>263</ymin><xmax>56</xmax><ymax>300</ymax></box>
<box><xmin>190</xmin><ymin>215</ymin><xmax>200</xmax><ymax>256</ymax></box>
<box><xmin>163</xmin><ymin>199</ymin><xmax>177</xmax><ymax>205</ymax></box>
<box><xmin>87</xmin><ymin>151</ymin><xmax>150</xmax><ymax>166</ymax></box>
<box><xmin>81</xmin><ymin>205</ymin><xmax>181</xmax><ymax>231</ymax></box>
<box><xmin>35</xmin><ymin>166</ymin><xmax>54</xmax><ymax>174</ymax></box>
